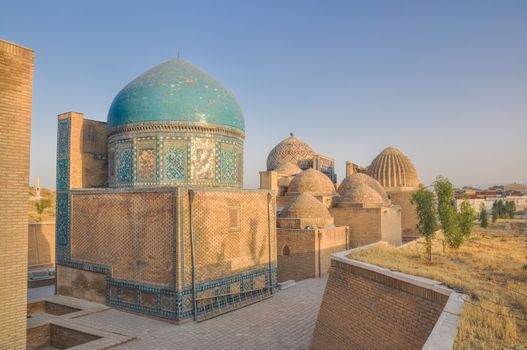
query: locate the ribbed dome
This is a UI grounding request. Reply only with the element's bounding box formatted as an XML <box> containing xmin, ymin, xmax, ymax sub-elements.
<box><xmin>288</xmin><ymin>168</ymin><xmax>335</xmax><ymax>195</ymax></box>
<box><xmin>280</xmin><ymin>193</ymin><xmax>332</xmax><ymax>219</ymax></box>
<box><xmin>275</xmin><ymin>162</ymin><xmax>302</xmax><ymax>176</ymax></box>
<box><xmin>266</xmin><ymin>136</ymin><xmax>315</xmax><ymax>170</ymax></box>
<box><xmin>107</xmin><ymin>57</ymin><xmax>244</xmax><ymax>131</ymax></box>
<box><xmin>367</xmin><ymin>147</ymin><xmax>419</xmax><ymax>188</ymax></box>
<box><xmin>338</xmin><ymin>173</ymin><xmax>389</xmax><ymax>204</ymax></box>
<box><xmin>339</xmin><ymin>183</ymin><xmax>384</xmax><ymax>206</ymax></box>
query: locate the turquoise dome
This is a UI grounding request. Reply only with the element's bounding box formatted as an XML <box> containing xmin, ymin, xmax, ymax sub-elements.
<box><xmin>107</xmin><ymin>57</ymin><xmax>245</xmax><ymax>131</ymax></box>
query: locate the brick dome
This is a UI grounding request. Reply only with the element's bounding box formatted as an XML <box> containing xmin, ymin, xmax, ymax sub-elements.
<box><xmin>280</xmin><ymin>193</ymin><xmax>332</xmax><ymax>219</ymax></box>
<box><xmin>288</xmin><ymin>168</ymin><xmax>335</xmax><ymax>195</ymax></box>
<box><xmin>337</xmin><ymin>183</ymin><xmax>384</xmax><ymax>207</ymax></box>
<box><xmin>267</xmin><ymin>135</ymin><xmax>315</xmax><ymax>171</ymax></box>
<box><xmin>338</xmin><ymin>173</ymin><xmax>389</xmax><ymax>205</ymax></box>
<box><xmin>367</xmin><ymin>147</ymin><xmax>419</xmax><ymax>189</ymax></box>
<box><xmin>275</xmin><ymin>162</ymin><xmax>302</xmax><ymax>176</ymax></box>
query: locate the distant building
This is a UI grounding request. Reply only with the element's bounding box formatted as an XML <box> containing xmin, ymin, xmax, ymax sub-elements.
<box><xmin>261</xmin><ymin>137</ymin><xmax>406</xmax><ymax>282</ymax></box>
<box><xmin>504</xmin><ymin>182</ymin><xmax>527</xmax><ymax>193</ymax></box>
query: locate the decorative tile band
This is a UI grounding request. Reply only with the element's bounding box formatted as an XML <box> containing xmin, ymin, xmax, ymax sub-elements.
<box><xmin>107</xmin><ymin>130</ymin><xmax>243</xmax><ymax>188</ymax></box>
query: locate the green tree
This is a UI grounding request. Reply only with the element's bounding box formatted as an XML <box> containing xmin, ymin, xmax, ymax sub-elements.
<box><xmin>505</xmin><ymin>201</ymin><xmax>516</xmax><ymax>219</ymax></box>
<box><xmin>35</xmin><ymin>198</ymin><xmax>51</xmax><ymax>222</ymax></box>
<box><xmin>479</xmin><ymin>203</ymin><xmax>488</xmax><ymax>228</ymax></box>
<box><xmin>458</xmin><ymin>199</ymin><xmax>476</xmax><ymax>240</ymax></box>
<box><xmin>411</xmin><ymin>188</ymin><xmax>437</xmax><ymax>262</ymax></box>
<box><xmin>434</xmin><ymin>176</ymin><xmax>461</xmax><ymax>249</ymax></box>
<box><xmin>492</xmin><ymin>205</ymin><xmax>498</xmax><ymax>223</ymax></box>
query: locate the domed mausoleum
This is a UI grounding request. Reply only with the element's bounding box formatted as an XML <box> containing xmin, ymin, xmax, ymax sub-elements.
<box><xmin>367</xmin><ymin>147</ymin><xmax>419</xmax><ymax>189</ymax></box>
<box><xmin>260</xmin><ymin>135</ymin><xmax>337</xmax><ymax>207</ymax></box>
<box><xmin>337</xmin><ymin>173</ymin><xmax>389</xmax><ymax>205</ymax></box>
<box><xmin>276</xmin><ymin>193</ymin><xmax>347</xmax><ymax>282</ymax></box>
<box><xmin>106</xmin><ymin>58</ymin><xmax>244</xmax><ymax>188</ymax></box>
<box><xmin>55</xmin><ymin>57</ymin><xmax>276</xmax><ymax>323</ymax></box>
<box><xmin>367</xmin><ymin>147</ymin><xmax>421</xmax><ymax>242</ymax></box>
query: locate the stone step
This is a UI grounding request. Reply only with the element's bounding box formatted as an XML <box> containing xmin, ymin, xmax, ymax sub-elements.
<box><xmin>278</xmin><ymin>280</ymin><xmax>296</xmax><ymax>290</ymax></box>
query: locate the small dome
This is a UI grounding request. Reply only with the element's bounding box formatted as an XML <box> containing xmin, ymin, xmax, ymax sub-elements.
<box><xmin>339</xmin><ymin>183</ymin><xmax>384</xmax><ymax>207</ymax></box>
<box><xmin>288</xmin><ymin>168</ymin><xmax>335</xmax><ymax>195</ymax></box>
<box><xmin>107</xmin><ymin>57</ymin><xmax>244</xmax><ymax>131</ymax></box>
<box><xmin>280</xmin><ymin>193</ymin><xmax>332</xmax><ymax>219</ymax></box>
<box><xmin>338</xmin><ymin>173</ymin><xmax>389</xmax><ymax>204</ymax></box>
<box><xmin>267</xmin><ymin>135</ymin><xmax>315</xmax><ymax>170</ymax></box>
<box><xmin>367</xmin><ymin>147</ymin><xmax>419</xmax><ymax>188</ymax></box>
<box><xmin>275</xmin><ymin>162</ymin><xmax>302</xmax><ymax>176</ymax></box>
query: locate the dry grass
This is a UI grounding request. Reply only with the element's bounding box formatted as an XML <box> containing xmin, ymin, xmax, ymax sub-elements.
<box><xmin>28</xmin><ymin>187</ymin><xmax>56</xmax><ymax>222</ymax></box>
<box><xmin>350</xmin><ymin>222</ymin><xmax>527</xmax><ymax>350</ymax></box>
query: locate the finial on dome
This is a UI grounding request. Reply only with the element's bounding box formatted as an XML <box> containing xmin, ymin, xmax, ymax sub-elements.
<box><xmin>177</xmin><ymin>49</ymin><xmax>181</xmax><ymax>58</ymax></box>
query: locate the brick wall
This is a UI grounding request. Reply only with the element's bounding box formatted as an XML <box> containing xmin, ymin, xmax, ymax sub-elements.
<box><xmin>277</xmin><ymin>227</ymin><xmax>347</xmax><ymax>282</ymax></box>
<box><xmin>388</xmin><ymin>190</ymin><xmax>419</xmax><ymax>242</ymax></box>
<box><xmin>331</xmin><ymin>207</ymin><xmax>382</xmax><ymax>247</ymax></box>
<box><xmin>380</xmin><ymin>206</ymin><xmax>402</xmax><ymax>246</ymax></box>
<box><xmin>318</xmin><ymin>228</ymin><xmax>348</xmax><ymax>277</ymax></box>
<box><xmin>277</xmin><ymin>229</ymin><xmax>316</xmax><ymax>282</ymax></box>
<box><xmin>0</xmin><ymin>39</ymin><xmax>34</xmax><ymax>349</ymax></box>
<box><xmin>65</xmin><ymin>112</ymin><xmax>107</xmax><ymax>189</ymax></box>
<box><xmin>70</xmin><ymin>190</ymin><xmax>174</xmax><ymax>286</ymax></box>
<box><xmin>181</xmin><ymin>189</ymin><xmax>276</xmax><ymax>288</ymax></box>
<box><xmin>57</xmin><ymin>265</ymin><xmax>107</xmax><ymax>304</ymax></box>
<box><xmin>311</xmin><ymin>259</ymin><xmax>447</xmax><ymax>350</ymax></box>
<box><xmin>28</xmin><ymin>222</ymin><xmax>56</xmax><ymax>269</ymax></box>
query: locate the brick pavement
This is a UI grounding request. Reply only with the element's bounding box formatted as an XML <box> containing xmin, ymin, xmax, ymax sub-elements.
<box><xmin>28</xmin><ymin>277</ymin><xmax>327</xmax><ymax>349</ymax></box>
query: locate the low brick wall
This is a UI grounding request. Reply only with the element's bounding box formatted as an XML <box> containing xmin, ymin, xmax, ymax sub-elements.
<box><xmin>28</xmin><ymin>222</ymin><xmax>55</xmax><ymax>270</ymax></box>
<box><xmin>310</xmin><ymin>245</ymin><xmax>465</xmax><ymax>350</ymax></box>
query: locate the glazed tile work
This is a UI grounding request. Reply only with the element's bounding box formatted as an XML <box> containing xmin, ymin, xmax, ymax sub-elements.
<box><xmin>107</xmin><ymin>131</ymin><xmax>243</xmax><ymax>187</ymax></box>
<box><xmin>106</xmin><ymin>57</ymin><xmax>244</xmax><ymax>131</ymax></box>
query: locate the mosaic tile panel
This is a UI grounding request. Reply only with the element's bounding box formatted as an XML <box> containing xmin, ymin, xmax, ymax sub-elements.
<box><xmin>165</xmin><ymin>146</ymin><xmax>187</xmax><ymax>181</ymax></box>
<box><xmin>217</xmin><ymin>147</ymin><xmax>237</xmax><ymax>183</ymax></box>
<box><xmin>57</xmin><ymin>118</ymin><xmax>70</xmax><ymax>160</ymax></box>
<box><xmin>56</xmin><ymin>192</ymin><xmax>70</xmax><ymax>252</ymax></box>
<box><xmin>56</xmin><ymin>159</ymin><xmax>69</xmax><ymax>191</ymax></box>
<box><xmin>137</xmin><ymin>148</ymin><xmax>156</xmax><ymax>181</ymax></box>
<box><xmin>116</xmin><ymin>147</ymin><xmax>133</xmax><ymax>184</ymax></box>
<box><xmin>107</xmin><ymin>129</ymin><xmax>243</xmax><ymax>187</ymax></box>
<box><xmin>191</xmin><ymin>138</ymin><xmax>215</xmax><ymax>180</ymax></box>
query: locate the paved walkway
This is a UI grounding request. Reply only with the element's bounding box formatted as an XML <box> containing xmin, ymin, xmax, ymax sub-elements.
<box><xmin>28</xmin><ymin>277</ymin><xmax>327</xmax><ymax>350</ymax></box>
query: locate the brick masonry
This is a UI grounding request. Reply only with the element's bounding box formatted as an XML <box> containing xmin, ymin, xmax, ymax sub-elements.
<box><xmin>0</xmin><ymin>39</ymin><xmax>34</xmax><ymax>349</ymax></box>
<box><xmin>388</xmin><ymin>190</ymin><xmax>419</xmax><ymax>242</ymax></box>
<box><xmin>28</xmin><ymin>222</ymin><xmax>56</xmax><ymax>269</ymax></box>
<box><xmin>277</xmin><ymin>227</ymin><xmax>347</xmax><ymax>282</ymax></box>
<box><xmin>311</xmin><ymin>258</ymin><xmax>448</xmax><ymax>350</ymax></box>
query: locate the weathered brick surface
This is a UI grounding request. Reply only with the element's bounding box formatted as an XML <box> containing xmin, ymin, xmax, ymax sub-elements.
<box><xmin>0</xmin><ymin>39</ymin><xmax>33</xmax><ymax>349</ymax></box>
<box><xmin>388</xmin><ymin>190</ymin><xmax>419</xmax><ymax>242</ymax></box>
<box><xmin>66</xmin><ymin>112</ymin><xmax>108</xmax><ymax>189</ymax></box>
<box><xmin>277</xmin><ymin>227</ymin><xmax>347</xmax><ymax>282</ymax></box>
<box><xmin>311</xmin><ymin>261</ymin><xmax>446</xmax><ymax>350</ymax></box>
<box><xmin>331</xmin><ymin>207</ymin><xmax>382</xmax><ymax>247</ymax></box>
<box><xmin>28</xmin><ymin>222</ymin><xmax>56</xmax><ymax>269</ymax></box>
<box><xmin>57</xmin><ymin>265</ymin><xmax>107</xmax><ymax>304</ymax></box>
<box><xmin>71</xmin><ymin>191</ymin><xmax>174</xmax><ymax>285</ymax></box>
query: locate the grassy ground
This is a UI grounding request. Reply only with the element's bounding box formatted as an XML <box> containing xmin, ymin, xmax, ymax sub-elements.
<box><xmin>350</xmin><ymin>221</ymin><xmax>527</xmax><ymax>350</ymax></box>
<box><xmin>28</xmin><ymin>187</ymin><xmax>56</xmax><ymax>222</ymax></box>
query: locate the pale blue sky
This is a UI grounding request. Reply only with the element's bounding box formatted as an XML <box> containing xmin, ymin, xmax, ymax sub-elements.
<box><xmin>2</xmin><ymin>0</ymin><xmax>526</xmax><ymax>189</ymax></box>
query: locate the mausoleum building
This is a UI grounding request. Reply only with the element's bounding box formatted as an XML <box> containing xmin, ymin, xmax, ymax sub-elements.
<box><xmin>55</xmin><ymin>57</ymin><xmax>277</xmax><ymax>323</ymax></box>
